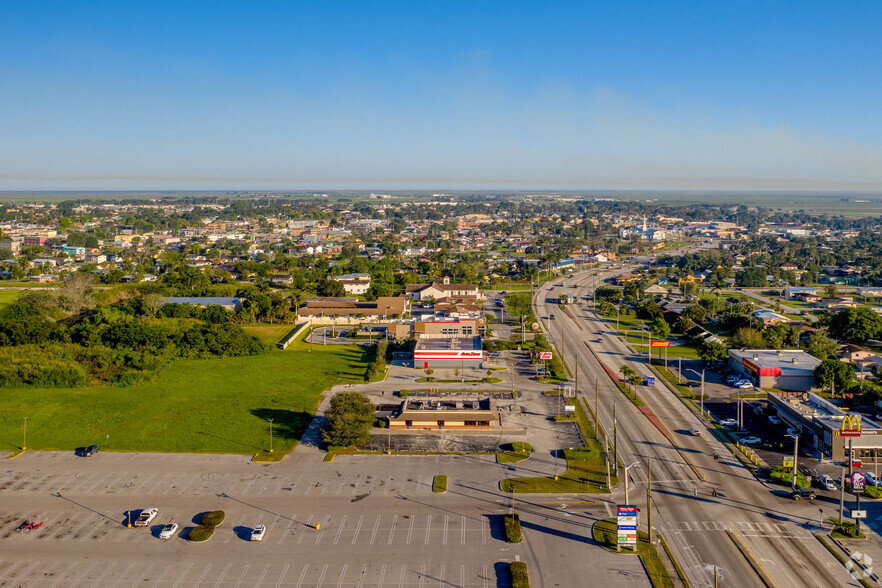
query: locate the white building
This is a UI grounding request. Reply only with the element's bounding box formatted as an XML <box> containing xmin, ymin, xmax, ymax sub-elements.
<box><xmin>333</xmin><ymin>273</ymin><xmax>372</xmax><ymax>295</ymax></box>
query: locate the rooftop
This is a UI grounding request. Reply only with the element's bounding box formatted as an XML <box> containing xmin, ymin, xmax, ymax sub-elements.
<box><xmin>414</xmin><ymin>336</ymin><xmax>482</xmax><ymax>351</ymax></box>
<box><xmin>730</xmin><ymin>349</ymin><xmax>821</xmax><ymax>374</ymax></box>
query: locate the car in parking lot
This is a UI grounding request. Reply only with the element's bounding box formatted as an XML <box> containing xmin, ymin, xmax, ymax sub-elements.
<box><xmin>158</xmin><ymin>523</ymin><xmax>178</xmax><ymax>539</ymax></box>
<box><xmin>718</xmin><ymin>418</ymin><xmax>738</xmax><ymax>427</ymax></box>
<box><xmin>249</xmin><ymin>524</ymin><xmax>266</xmax><ymax>542</ymax></box>
<box><xmin>786</xmin><ymin>427</ymin><xmax>800</xmax><ymax>437</ymax></box>
<box><xmin>726</xmin><ymin>375</ymin><xmax>740</xmax><ymax>383</ymax></box>
<box><xmin>739</xmin><ymin>436</ymin><xmax>762</xmax><ymax>446</ymax></box>
<box><xmin>790</xmin><ymin>488</ymin><xmax>817</xmax><ymax>501</ymax></box>
<box><xmin>684</xmin><ymin>381</ymin><xmax>701</xmax><ymax>388</ymax></box>
<box><xmin>736</xmin><ymin>381</ymin><xmax>753</xmax><ymax>389</ymax></box>
<box><xmin>768</xmin><ymin>416</ymin><xmax>781</xmax><ymax>425</ymax></box>
<box><xmin>818</xmin><ymin>474</ymin><xmax>838</xmax><ymax>491</ymax></box>
<box><xmin>487</xmin><ymin>351</ymin><xmax>502</xmax><ymax>357</ymax></box>
<box><xmin>83</xmin><ymin>444</ymin><xmax>99</xmax><ymax>457</ymax></box>
<box><xmin>865</xmin><ymin>472</ymin><xmax>879</xmax><ymax>486</ymax></box>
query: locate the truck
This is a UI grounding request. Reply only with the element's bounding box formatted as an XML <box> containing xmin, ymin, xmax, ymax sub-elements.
<box><xmin>134</xmin><ymin>507</ymin><xmax>158</xmax><ymax>527</ymax></box>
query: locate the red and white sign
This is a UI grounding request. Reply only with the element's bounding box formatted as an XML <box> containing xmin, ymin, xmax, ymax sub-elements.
<box><xmin>531</xmin><ymin>322</ymin><xmax>539</xmax><ymax>331</ymax></box>
<box><xmin>539</xmin><ymin>351</ymin><xmax>553</xmax><ymax>360</ymax></box>
<box><xmin>650</xmin><ymin>340</ymin><xmax>670</xmax><ymax>348</ymax></box>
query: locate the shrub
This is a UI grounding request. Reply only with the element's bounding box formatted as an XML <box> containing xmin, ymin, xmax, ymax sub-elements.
<box><xmin>503</xmin><ymin>513</ymin><xmax>522</xmax><ymax>543</ymax></box>
<box><xmin>510</xmin><ymin>562</ymin><xmax>530</xmax><ymax>588</ymax></box>
<box><xmin>188</xmin><ymin>525</ymin><xmax>214</xmax><ymax>542</ymax></box>
<box><xmin>832</xmin><ymin>521</ymin><xmax>864</xmax><ymax>539</ymax></box>
<box><xmin>200</xmin><ymin>510</ymin><xmax>226</xmax><ymax>527</ymax></box>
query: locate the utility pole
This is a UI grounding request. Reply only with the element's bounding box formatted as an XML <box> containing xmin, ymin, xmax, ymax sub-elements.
<box><xmin>613</xmin><ymin>403</ymin><xmax>618</xmax><ymax>476</ymax></box>
<box><xmin>594</xmin><ymin>378</ymin><xmax>599</xmax><ymax>434</ymax></box>
<box><xmin>126</xmin><ymin>482</ymin><xmax>134</xmax><ymax>528</ymax></box>
<box><xmin>315</xmin><ymin>482</ymin><xmax>321</xmax><ymax>530</ymax></box>
<box><xmin>647</xmin><ymin>459</ymin><xmax>652</xmax><ymax>543</ymax></box>
<box><xmin>839</xmin><ymin>468</ymin><xmax>845</xmax><ymax>524</ymax></box>
<box><xmin>700</xmin><ymin>370</ymin><xmax>705</xmax><ymax>417</ymax></box>
<box><xmin>678</xmin><ymin>356</ymin><xmax>682</xmax><ymax>384</ymax></box>
<box><xmin>22</xmin><ymin>416</ymin><xmax>27</xmax><ymax>451</ymax></box>
<box><xmin>790</xmin><ymin>434</ymin><xmax>799</xmax><ymax>489</ymax></box>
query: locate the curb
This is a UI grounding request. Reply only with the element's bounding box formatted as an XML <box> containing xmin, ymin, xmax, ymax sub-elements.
<box><xmin>726</xmin><ymin>529</ymin><xmax>779</xmax><ymax>587</ymax></box>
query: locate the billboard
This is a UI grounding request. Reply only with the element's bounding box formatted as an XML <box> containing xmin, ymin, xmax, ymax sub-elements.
<box><xmin>650</xmin><ymin>340</ymin><xmax>670</xmax><ymax>348</ymax></box>
<box><xmin>617</xmin><ymin>505</ymin><xmax>638</xmax><ymax>546</ymax></box>
<box><xmin>539</xmin><ymin>351</ymin><xmax>553</xmax><ymax>360</ymax></box>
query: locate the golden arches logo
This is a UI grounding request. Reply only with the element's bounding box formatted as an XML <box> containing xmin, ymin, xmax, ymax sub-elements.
<box><xmin>840</xmin><ymin>415</ymin><xmax>862</xmax><ymax>437</ymax></box>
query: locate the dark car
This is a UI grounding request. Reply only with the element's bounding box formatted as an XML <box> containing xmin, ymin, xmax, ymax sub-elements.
<box><xmin>83</xmin><ymin>444</ymin><xmax>99</xmax><ymax>457</ymax></box>
<box><xmin>790</xmin><ymin>488</ymin><xmax>816</xmax><ymax>501</ymax></box>
<box><xmin>684</xmin><ymin>381</ymin><xmax>701</xmax><ymax>388</ymax></box>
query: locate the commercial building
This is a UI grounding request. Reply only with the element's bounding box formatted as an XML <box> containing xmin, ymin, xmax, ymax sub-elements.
<box><xmin>413</xmin><ymin>336</ymin><xmax>483</xmax><ymax>369</ymax></box>
<box><xmin>728</xmin><ymin>349</ymin><xmax>821</xmax><ymax>391</ymax></box>
<box><xmin>297</xmin><ymin>295</ymin><xmax>408</xmax><ymax>318</ymax></box>
<box><xmin>164</xmin><ymin>297</ymin><xmax>244</xmax><ymax>312</ymax></box>
<box><xmin>333</xmin><ymin>273</ymin><xmax>372</xmax><ymax>295</ymax></box>
<box><xmin>388</xmin><ymin>397</ymin><xmax>498</xmax><ymax>430</ymax></box>
<box><xmin>766</xmin><ymin>391</ymin><xmax>882</xmax><ymax>462</ymax></box>
<box><xmin>405</xmin><ymin>277</ymin><xmax>482</xmax><ymax>302</ymax></box>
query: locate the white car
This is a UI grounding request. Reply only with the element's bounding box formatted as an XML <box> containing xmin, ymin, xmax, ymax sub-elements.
<box><xmin>718</xmin><ymin>418</ymin><xmax>738</xmax><ymax>427</ymax></box>
<box><xmin>739</xmin><ymin>436</ymin><xmax>762</xmax><ymax>446</ymax></box>
<box><xmin>158</xmin><ymin>523</ymin><xmax>178</xmax><ymax>539</ymax></box>
<box><xmin>688</xmin><ymin>427</ymin><xmax>701</xmax><ymax>436</ymax></box>
<box><xmin>250</xmin><ymin>524</ymin><xmax>265</xmax><ymax>542</ymax></box>
<box><xmin>818</xmin><ymin>474</ymin><xmax>837</xmax><ymax>491</ymax></box>
<box><xmin>737</xmin><ymin>382</ymin><xmax>753</xmax><ymax>389</ymax></box>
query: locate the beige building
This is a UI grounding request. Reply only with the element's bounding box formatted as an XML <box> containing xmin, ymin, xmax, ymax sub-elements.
<box><xmin>333</xmin><ymin>273</ymin><xmax>372</xmax><ymax>295</ymax></box>
<box><xmin>388</xmin><ymin>397</ymin><xmax>498</xmax><ymax>430</ymax></box>
<box><xmin>406</xmin><ymin>277</ymin><xmax>482</xmax><ymax>302</ymax></box>
<box><xmin>297</xmin><ymin>295</ymin><xmax>408</xmax><ymax>318</ymax></box>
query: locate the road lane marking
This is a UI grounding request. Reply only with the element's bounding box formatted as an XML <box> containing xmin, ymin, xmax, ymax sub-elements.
<box><xmin>370</xmin><ymin>515</ymin><xmax>381</xmax><ymax>544</ymax></box>
<box><xmin>351</xmin><ymin>514</ymin><xmax>364</xmax><ymax>544</ymax></box>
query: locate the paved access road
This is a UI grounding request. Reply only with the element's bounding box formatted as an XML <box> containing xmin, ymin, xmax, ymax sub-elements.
<box><xmin>535</xmin><ymin>256</ymin><xmax>861</xmax><ymax>588</ymax></box>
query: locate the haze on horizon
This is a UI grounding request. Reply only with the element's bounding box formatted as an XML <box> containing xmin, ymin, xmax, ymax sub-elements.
<box><xmin>2</xmin><ymin>1</ymin><xmax>881</xmax><ymax>192</ymax></box>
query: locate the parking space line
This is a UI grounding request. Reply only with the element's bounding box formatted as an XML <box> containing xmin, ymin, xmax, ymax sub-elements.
<box><xmin>356</xmin><ymin>564</ymin><xmax>368</xmax><ymax>588</ymax></box>
<box><xmin>336</xmin><ymin>564</ymin><xmax>348</xmax><ymax>588</ymax></box>
<box><xmin>178</xmin><ymin>473</ymin><xmax>201</xmax><ymax>494</ymax></box>
<box><xmin>17</xmin><ymin>560</ymin><xmax>42</xmax><ymax>583</ymax></box>
<box><xmin>131</xmin><ymin>563</ymin><xmax>155</xmax><ymax>588</ymax></box>
<box><xmin>351</xmin><ymin>514</ymin><xmax>364</xmax><ymax>544</ymax></box>
<box><xmin>39</xmin><ymin>561</ymin><xmax>60</xmax><ymax>583</ymax></box>
<box><xmin>406</xmin><ymin>515</ymin><xmax>415</xmax><ymax>544</ymax></box>
<box><xmin>212</xmin><ymin>563</ymin><xmax>232</xmax><ymax>588</ymax></box>
<box><xmin>289</xmin><ymin>474</ymin><xmax>302</xmax><ymax>494</ymax></box>
<box><xmin>461</xmin><ymin>516</ymin><xmax>466</xmax><ymax>545</ymax></box>
<box><xmin>399</xmin><ymin>477</ymin><xmax>408</xmax><ymax>495</ymax></box>
<box><xmin>316</xmin><ymin>564</ymin><xmax>328</xmax><ymax>587</ymax></box>
<box><xmin>482</xmin><ymin>517</ymin><xmax>487</xmax><ymax>544</ymax></box>
<box><xmin>314</xmin><ymin>516</ymin><xmax>328</xmax><ymax>543</ymax></box>
<box><xmin>150</xmin><ymin>472</ymin><xmax>173</xmax><ymax>493</ymax></box>
<box><xmin>425</xmin><ymin>515</ymin><xmax>432</xmax><ymax>544</ymax></box>
<box><xmin>0</xmin><ymin>561</ymin><xmax>23</xmax><ymax>582</ymax></box>
<box><xmin>443</xmin><ymin>515</ymin><xmax>448</xmax><ymax>544</ymax></box>
<box><xmin>334</xmin><ymin>515</ymin><xmax>347</xmax><ymax>544</ymax></box>
<box><xmin>272</xmin><ymin>475</ymin><xmax>288</xmax><ymax>495</ymax></box>
<box><xmin>383</xmin><ymin>476</ymin><xmax>391</xmax><ymax>495</ymax></box>
<box><xmin>225</xmin><ymin>515</ymin><xmax>247</xmax><ymax>544</ymax></box>
<box><xmin>460</xmin><ymin>565</ymin><xmax>465</xmax><ymax>588</ymax></box>
<box><xmin>370</xmin><ymin>515</ymin><xmax>381</xmax><ymax>544</ymax></box>
<box><xmin>296</xmin><ymin>515</ymin><xmax>313</xmax><ymax>544</ymax></box>
<box><xmin>170</xmin><ymin>562</ymin><xmax>193</xmax><ymax>588</ymax></box>
<box><xmin>49</xmin><ymin>562</ymin><xmax>80</xmax><ymax>588</ymax></box>
<box><xmin>439</xmin><ymin>564</ymin><xmax>444</xmax><ymax>587</ymax></box>
<box><xmin>278</xmin><ymin>514</ymin><xmax>297</xmax><ymax>544</ymax></box>
<box><xmin>135</xmin><ymin>472</ymin><xmax>157</xmax><ymax>488</ymax></box>
<box><xmin>274</xmin><ymin>563</ymin><xmax>289</xmax><ymax>588</ymax></box>
<box><xmin>335</xmin><ymin>477</ymin><xmax>346</xmax><ymax>495</ymax></box>
<box><xmin>483</xmin><ymin>565</ymin><xmax>488</xmax><ymax>588</ymax></box>
<box><xmin>303</xmin><ymin>477</ymin><xmax>317</xmax><ymax>495</ymax></box>
<box><xmin>232</xmin><ymin>563</ymin><xmax>251</xmax><ymax>588</ymax></box>
<box><xmin>82</xmin><ymin>515</ymin><xmax>112</xmax><ymax>541</ymax></box>
<box><xmin>351</xmin><ymin>474</ymin><xmax>363</xmax><ymax>495</ymax></box>
<box><xmin>398</xmin><ymin>564</ymin><xmax>407</xmax><ymax>588</ymax></box>
<box><xmin>243</xmin><ymin>474</ymin><xmax>262</xmax><ymax>495</ymax></box>
<box><xmin>64</xmin><ymin>512</ymin><xmax>97</xmax><ymax>541</ymax></box>
<box><xmin>419</xmin><ymin>564</ymin><xmax>426</xmax><ymax>588</ymax></box>
<box><xmin>266</xmin><ymin>514</ymin><xmax>280</xmax><ymax>537</ymax></box>
<box><xmin>191</xmin><ymin>563</ymin><xmax>212</xmax><ymax>588</ymax></box>
<box><xmin>388</xmin><ymin>514</ymin><xmax>398</xmax><ymax>544</ymax></box>
<box><xmin>255</xmin><ymin>563</ymin><xmax>271</xmax><ymax>587</ymax></box>
<box><xmin>320</xmin><ymin>482</ymin><xmax>330</xmax><ymax>495</ymax></box>
<box><xmin>295</xmin><ymin>564</ymin><xmax>310</xmax><ymax>588</ymax></box>
<box><xmin>150</xmin><ymin>562</ymin><xmax>175</xmax><ymax>587</ymax></box>
<box><xmin>108</xmin><ymin>562</ymin><xmax>136</xmax><ymax>588</ymax></box>
<box><xmin>378</xmin><ymin>564</ymin><xmax>386</xmax><ymax>587</ymax></box>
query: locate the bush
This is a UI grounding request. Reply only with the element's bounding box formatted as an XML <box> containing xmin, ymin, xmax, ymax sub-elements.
<box><xmin>831</xmin><ymin>521</ymin><xmax>864</xmax><ymax>539</ymax></box>
<box><xmin>503</xmin><ymin>513</ymin><xmax>522</xmax><ymax>543</ymax></box>
<box><xmin>200</xmin><ymin>510</ymin><xmax>226</xmax><ymax>527</ymax></box>
<box><xmin>510</xmin><ymin>562</ymin><xmax>530</xmax><ymax>588</ymax></box>
<box><xmin>188</xmin><ymin>525</ymin><xmax>214</xmax><ymax>542</ymax></box>
<box><xmin>768</xmin><ymin>466</ymin><xmax>810</xmax><ymax>489</ymax></box>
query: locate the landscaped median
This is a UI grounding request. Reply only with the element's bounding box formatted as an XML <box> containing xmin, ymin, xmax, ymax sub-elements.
<box><xmin>432</xmin><ymin>475</ymin><xmax>448</xmax><ymax>493</ymax></box>
<box><xmin>509</xmin><ymin>561</ymin><xmax>529</xmax><ymax>588</ymax></box>
<box><xmin>189</xmin><ymin>510</ymin><xmax>225</xmax><ymax>542</ymax></box>
<box><xmin>497</xmin><ymin>442</ymin><xmax>532</xmax><ymax>463</ymax></box>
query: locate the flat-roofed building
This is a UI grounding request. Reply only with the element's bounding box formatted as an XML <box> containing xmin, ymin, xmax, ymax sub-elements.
<box><xmin>728</xmin><ymin>349</ymin><xmax>821</xmax><ymax>391</ymax></box>
<box><xmin>333</xmin><ymin>273</ymin><xmax>372</xmax><ymax>295</ymax></box>
<box><xmin>164</xmin><ymin>296</ymin><xmax>244</xmax><ymax>312</ymax></box>
<box><xmin>414</xmin><ymin>336</ymin><xmax>483</xmax><ymax>369</ymax></box>
<box><xmin>297</xmin><ymin>295</ymin><xmax>407</xmax><ymax>318</ymax></box>
<box><xmin>388</xmin><ymin>397</ymin><xmax>497</xmax><ymax>430</ymax></box>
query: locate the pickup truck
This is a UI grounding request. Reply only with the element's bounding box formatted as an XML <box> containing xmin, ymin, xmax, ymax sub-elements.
<box><xmin>134</xmin><ymin>507</ymin><xmax>158</xmax><ymax>527</ymax></box>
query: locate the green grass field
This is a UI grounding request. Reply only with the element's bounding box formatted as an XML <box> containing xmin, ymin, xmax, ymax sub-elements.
<box><xmin>0</xmin><ymin>290</ymin><xmax>21</xmax><ymax>306</ymax></box>
<box><xmin>0</xmin><ymin>339</ymin><xmax>372</xmax><ymax>454</ymax></box>
<box><xmin>240</xmin><ymin>323</ymin><xmax>297</xmax><ymax>344</ymax></box>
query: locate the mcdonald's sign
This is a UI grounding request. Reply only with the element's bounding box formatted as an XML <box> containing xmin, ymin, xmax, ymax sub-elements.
<box><xmin>839</xmin><ymin>415</ymin><xmax>862</xmax><ymax>437</ymax></box>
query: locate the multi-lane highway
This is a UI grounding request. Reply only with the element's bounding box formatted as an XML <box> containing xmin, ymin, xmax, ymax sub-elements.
<box><xmin>535</xmin><ymin>253</ymin><xmax>860</xmax><ymax>588</ymax></box>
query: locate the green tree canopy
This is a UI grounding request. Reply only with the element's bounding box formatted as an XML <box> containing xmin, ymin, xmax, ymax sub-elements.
<box><xmin>814</xmin><ymin>359</ymin><xmax>854</xmax><ymax>393</ymax></box>
<box><xmin>806</xmin><ymin>330</ymin><xmax>839</xmax><ymax>359</ymax></box>
<box><xmin>321</xmin><ymin>391</ymin><xmax>376</xmax><ymax>448</ymax></box>
<box><xmin>828</xmin><ymin>307</ymin><xmax>882</xmax><ymax>344</ymax></box>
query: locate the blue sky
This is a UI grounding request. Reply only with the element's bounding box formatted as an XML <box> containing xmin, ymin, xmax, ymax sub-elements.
<box><xmin>1</xmin><ymin>1</ymin><xmax>881</xmax><ymax>191</ymax></box>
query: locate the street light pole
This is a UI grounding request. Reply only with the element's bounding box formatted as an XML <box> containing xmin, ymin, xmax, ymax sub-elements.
<box><xmin>126</xmin><ymin>482</ymin><xmax>134</xmax><ymax>528</ymax></box>
<box><xmin>23</xmin><ymin>416</ymin><xmax>27</xmax><ymax>451</ymax></box>
<box><xmin>268</xmin><ymin>418</ymin><xmax>274</xmax><ymax>453</ymax></box>
<box><xmin>790</xmin><ymin>434</ymin><xmax>799</xmax><ymax>489</ymax></box>
<box><xmin>613</xmin><ymin>403</ymin><xmax>618</xmax><ymax>476</ymax></box>
<box><xmin>315</xmin><ymin>482</ymin><xmax>321</xmax><ymax>530</ymax></box>
<box><xmin>700</xmin><ymin>370</ymin><xmax>705</xmax><ymax>417</ymax></box>
<box><xmin>623</xmin><ymin>462</ymin><xmax>640</xmax><ymax>506</ymax></box>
